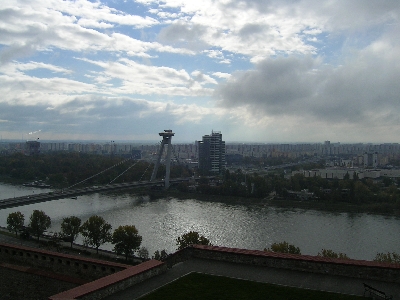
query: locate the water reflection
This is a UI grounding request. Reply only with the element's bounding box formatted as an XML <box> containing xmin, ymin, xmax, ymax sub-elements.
<box><xmin>0</xmin><ymin>183</ymin><xmax>399</xmax><ymax>260</ymax></box>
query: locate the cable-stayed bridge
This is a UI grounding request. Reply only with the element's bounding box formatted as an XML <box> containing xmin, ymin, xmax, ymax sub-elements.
<box><xmin>0</xmin><ymin>178</ymin><xmax>191</xmax><ymax>209</ymax></box>
<box><xmin>0</xmin><ymin>129</ymin><xmax>192</xmax><ymax>210</ymax></box>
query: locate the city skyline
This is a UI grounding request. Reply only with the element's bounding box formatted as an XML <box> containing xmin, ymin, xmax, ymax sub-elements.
<box><xmin>1</xmin><ymin>1</ymin><xmax>399</xmax><ymax>143</ymax></box>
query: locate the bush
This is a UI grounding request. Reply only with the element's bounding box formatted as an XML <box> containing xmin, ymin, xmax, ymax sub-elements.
<box><xmin>176</xmin><ymin>231</ymin><xmax>212</xmax><ymax>250</ymax></box>
<box><xmin>318</xmin><ymin>249</ymin><xmax>350</xmax><ymax>259</ymax></box>
<box><xmin>373</xmin><ymin>252</ymin><xmax>400</xmax><ymax>264</ymax></box>
<box><xmin>264</xmin><ymin>241</ymin><xmax>301</xmax><ymax>254</ymax></box>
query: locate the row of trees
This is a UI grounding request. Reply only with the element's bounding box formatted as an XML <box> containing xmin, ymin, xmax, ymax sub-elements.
<box><xmin>0</xmin><ymin>152</ymin><xmax>191</xmax><ymax>187</ymax></box>
<box><xmin>7</xmin><ymin>211</ymin><xmax>142</xmax><ymax>260</ymax></box>
<box><xmin>264</xmin><ymin>241</ymin><xmax>399</xmax><ymax>264</ymax></box>
<box><xmin>5</xmin><ymin>214</ymin><xmax>399</xmax><ymax>264</ymax></box>
<box><xmin>181</xmin><ymin>169</ymin><xmax>400</xmax><ymax>206</ymax></box>
<box><xmin>3</xmin><ymin>151</ymin><xmax>400</xmax><ymax>206</ymax></box>
<box><xmin>7</xmin><ymin>211</ymin><xmax>213</xmax><ymax>261</ymax></box>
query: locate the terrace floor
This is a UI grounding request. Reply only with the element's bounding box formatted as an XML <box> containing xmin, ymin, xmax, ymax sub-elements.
<box><xmin>105</xmin><ymin>258</ymin><xmax>400</xmax><ymax>300</ymax></box>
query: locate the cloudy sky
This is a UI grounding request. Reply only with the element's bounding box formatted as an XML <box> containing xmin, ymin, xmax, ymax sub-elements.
<box><xmin>1</xmin><ymin>0</ymin><xmax>399</xmax><ymax>143</ymax></box>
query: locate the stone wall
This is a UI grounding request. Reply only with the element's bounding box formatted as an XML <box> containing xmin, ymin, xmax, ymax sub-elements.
<box><xmin>166</xmin><ymin>245</ymin><xmax>400</xmax><ymax>284</ymax></box>
<box><xmin>49</xmin><ymin>260</ymin><xmax>167</xmax><ymax>300</ymax></box>
<box><xmin>0</xmin><ymin>243</ymin><xmax>128</xmax><ymax>281</ymax></box>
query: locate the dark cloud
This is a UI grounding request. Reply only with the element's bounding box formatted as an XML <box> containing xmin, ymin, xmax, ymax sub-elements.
<box><xmin>157</xmin><ymin>22</ymin><xmax>209</xmax><ymax>51</ymax></box>
<box><xmin>219</xmin><ymin>0</ymin><xmax>400</xmax><ymax>32</ymax></box>
<box><xmin>215</xmin><ymin>48</ymin><xmax>400</xmax><ymax>126</ymax></box>
<box><xmin>215</xmin><ymin>56</ymin><xmax>317</xmax><ymax>114</ymax></box>
<box><xmin>238</xmin><ymin>23</ymin><xmax>270</xmax><ymax>42</ymax></box>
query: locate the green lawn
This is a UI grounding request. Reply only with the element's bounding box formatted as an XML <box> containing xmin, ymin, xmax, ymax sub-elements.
<box><xmin>140</xmin><ymin>272</ymin><xmax>364</xmax><ymax>300</ymax></box>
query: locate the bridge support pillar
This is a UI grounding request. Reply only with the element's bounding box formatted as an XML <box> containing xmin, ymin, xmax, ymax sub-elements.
<box><xmin>150</xmin><ymin>130</ymin><xmax>175</xmax><ymax>189</ymax></box>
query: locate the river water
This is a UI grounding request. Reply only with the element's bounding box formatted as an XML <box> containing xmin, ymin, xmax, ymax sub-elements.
<box><xmin>0</xmin><ymin>183</ymin><xmax>399</xmax><ymax>260</ymax></box>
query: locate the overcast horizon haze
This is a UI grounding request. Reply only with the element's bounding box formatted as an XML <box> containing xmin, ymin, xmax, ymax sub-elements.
<box><xmin>1</xmin><ymin>1</ymin><xmax>400</xmax><ymax>144</ymax></box>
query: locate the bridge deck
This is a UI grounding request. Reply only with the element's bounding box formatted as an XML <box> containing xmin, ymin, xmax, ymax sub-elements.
<box><xmin>0</xmin><ymin>178</ymin><xmax>189</xmax><ymax>209</ymax></box>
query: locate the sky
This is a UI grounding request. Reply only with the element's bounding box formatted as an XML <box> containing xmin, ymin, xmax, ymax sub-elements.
<box><xmin>1</xmin><ymin>0</ymin><xmax>399</xmax><ymax>143</ymax></box>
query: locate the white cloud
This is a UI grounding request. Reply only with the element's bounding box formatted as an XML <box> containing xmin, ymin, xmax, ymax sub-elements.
<box><xmin>76</xmin><ymin>57</ymin><xmax>214</xmax><ymax>96</ymax></box>
<box><xmin>212</xmin><ymin>72</ymin><xmax>231</xmax><ymax>79</ymax></box>
<box><xmin>1</xmin><ymin>0</ymin><xmax>399</xmax><ymax>142</ymax></box>
<box><xmin>14</xmin><ymin>61</ymin><xmax>72</xmax><ymax>74</ymax></box>
<box><xmin>0</xmin><ymin>1</ymin><xmax>193</xmax><ymax>64</ymax></box>
<box><xmin>140</xmin><ymin>0</ymin><xmax>400</xmax><ymax>62</ymax></box>
<box><xmin>77</xmin><ymin>19</ymin><xmax>114</xmax><ymax>29</ymax></box>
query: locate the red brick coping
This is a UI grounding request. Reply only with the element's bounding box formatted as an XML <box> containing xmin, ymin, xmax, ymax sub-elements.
<box><xmin>191</xmin><ymin>244</ymin><xmax>400</xmax><ymax>269</ymax></box>
<box><xmin>49</xmin><ymin>260</ymin><xmax>164</xmax><ymax>300</ymax></box>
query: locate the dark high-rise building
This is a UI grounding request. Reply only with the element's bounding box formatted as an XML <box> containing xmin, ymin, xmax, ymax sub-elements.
<box><xmin>198</xmin><ymin>131</ymin><xmax>225</xmax><ymax>174</ymax></box>
<box><xmin>25</xmin><ymin>140</ymin><xmax>40</xmax><ymax>155</ymax></box>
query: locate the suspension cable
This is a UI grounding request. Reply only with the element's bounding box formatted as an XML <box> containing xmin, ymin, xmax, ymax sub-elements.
<box><xmin>66</xmin><ymin>156</ymin><xmax>133</xmax><ymax>189</ymax></box>
<box><xmin>108</xmin><ymin>160</ymin><xmax>140</xmax><ymax>184</ymax></box>
<box><xmin>139</xmin><ymin>161</ymin><xmax>152</xmax><ymax>182</ymax></box>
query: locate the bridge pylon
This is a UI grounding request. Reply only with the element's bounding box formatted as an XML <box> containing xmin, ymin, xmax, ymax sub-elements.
<box><xmin>150</xmin><ymin>130</ymin><xmax>175</xmax><ymax>189</ymax></box>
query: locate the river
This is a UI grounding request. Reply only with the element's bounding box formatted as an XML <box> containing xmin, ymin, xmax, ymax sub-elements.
<box><xmin>0</xmin><ymin>182</ymin><xmax>399</xmax><ymax>260</ymax></box>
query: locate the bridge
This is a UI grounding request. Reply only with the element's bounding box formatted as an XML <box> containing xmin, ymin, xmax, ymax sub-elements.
<box><xmin>0</xmin><ymin>178</ymin><xmax>191</xmax><ymax>209</ymax></box>
<box><xmin>0</xmin><ymin>129</ymin><xmax>191</xmax><ymax>210</ymax></box>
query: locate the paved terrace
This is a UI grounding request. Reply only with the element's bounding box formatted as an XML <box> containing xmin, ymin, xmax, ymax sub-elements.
<box><xmin>106</xmin><ymin>245</ymin><xmax>400</xmax><ymax>300</ymax></box>
<box><xmin>1</xmin><ymin>238</ymin><xmax>399</xmax><ymax>299</ymax></box>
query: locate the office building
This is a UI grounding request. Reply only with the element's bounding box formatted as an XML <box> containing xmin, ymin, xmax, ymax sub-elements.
<box><xmin>198</xmin><ymin>131</ymin><xmax>225</xmax><ymax>174</ymax></box>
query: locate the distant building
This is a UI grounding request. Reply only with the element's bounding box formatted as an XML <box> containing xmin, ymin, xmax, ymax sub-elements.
<box><xmin>226</xmin><ymin>153</ymin><xmax>243</xmax><ymax>165</ymax></box>
<box><xmin>292</xmin><ymin>167</ymin><xmax>400</xmax><ymax>180</ymax></box>
<box><xmin>364</xmin><ymin>152</ymin><xmax>378</xmax><ymax>168</ymax></box>
<box><xmin>25</xmin><ymin>140</ymin><xmax>40</xmax><ymax>155</ymax></box>
<box><xmin>198</xmin><ymin>131</ymin><xmax>226</xmax><ymax>174</ymax></box>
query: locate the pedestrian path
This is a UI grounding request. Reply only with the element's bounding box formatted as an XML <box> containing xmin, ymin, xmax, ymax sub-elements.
<box><xmin>0</xmin><ymin>226</ymin><xmax>129</xmax><ymax>262</ymax></box>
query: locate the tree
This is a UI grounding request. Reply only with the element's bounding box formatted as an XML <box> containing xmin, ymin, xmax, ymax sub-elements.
<box><xmin>80</xmin><ymin>215</ymin><xmax>112</xmax><ymax>254</ymax></box>
<box><xmin>176</xmin><ymin>231</ymin><xmax>212</xmax><ymax>250</ymax></box>
<box><xmin>374</xmin><ymin>252</ymin><xmax>400</xmax><ymax>264</ymax></box>
<box><xmin>137</xmin><ymin>247</ymin><xmax>149</xmax><ymax>260</ymax></box>
<box><xmin>318</xmin><ymin>249</ymin><xmax>350</xmax><ymax>260</ymax></box>
<box><xmin>29</xmin><ymin>210</ymin><xmax>51</xmax><ymax>241</ymax></box>
<box><xmin>112</xmin><ymin>225</ymin><xmax>143</xmax><ymax>260</ymax></box>
<box><xmin>60</xmin><ymin>216</ymin><xmax>81</xmax><ymax>248</ymax></box>
<box><xmin>112</xmin><ymin>225</ymin><xmax>142</xmax><ymax>260</ymax></box>
<box><xmin>7</xmin><ymin>211</ymin><xmax>25</xmax><ymax>236</ymax></box>
<box><xmin>264</xmin><ymin>241</ymin><xmax>301</xmax><ymax>254</ymax></box>
<box><xmin>153</xmin><ymin>249</ymin><xmax>169</xmax><ymax>261</ymax></box>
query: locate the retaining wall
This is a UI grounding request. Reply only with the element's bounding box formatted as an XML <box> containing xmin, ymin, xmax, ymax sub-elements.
<box><xmin>49</xmin><ymin>260</ymin><xmax>167</xmax><ymax>300</ymax></box>
<box><xmin>0</xmin><ymin>243</ymin><xmax>128</xmax><ymax>281</ymax></box>
<box><xmin>167</xmin><ymin>245</ymin><xmax>400</xmax><ymax>284</ymax></box>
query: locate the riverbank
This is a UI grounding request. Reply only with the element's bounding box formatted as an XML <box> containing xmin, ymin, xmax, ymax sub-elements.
<box><xmin>0</xmin><ymin>226</ymin><xmax>142</xmax><ymax>265</ymax></box>
<box><xmin>2</xmin><ymin>179</ymin><xmax>399</xmax><ymax>217</ymax></box>
<box><xmin>150</xmin><ymin>190</ymin><xmax>400</xmax><ymax>217</ymax></box>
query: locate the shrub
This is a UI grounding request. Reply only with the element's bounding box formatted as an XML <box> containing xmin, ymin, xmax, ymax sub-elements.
<box><xmin>264</xmin><ymin>241</ymin><xmax>301</xmax><ymax>254</ymax></box>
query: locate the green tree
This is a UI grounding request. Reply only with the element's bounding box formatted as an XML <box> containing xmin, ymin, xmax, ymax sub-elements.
<box><xmin>7</xmin><ymin>211</ymin><xmax>25</xmax><ymax>236</ymax></box>
<box><xmin>264</xmin><ymin>241</ymin><xmax>301</xmax><ymax>254</ymax></box>
<box><xmin>153</xmin><ymin>249</ymin><xmax>169</xmax><ymax>261</ymax></box>
<box><xmin>318</xmin><ymin>249</ymin><xmax>350</xmax><ymax>260</ymax></box>
<box><xmin>176</xmin><ymin>231</ymin><xmax>212</xmax><ymax>250</ymax></box>
<box><xmin>373</xmin><ymin>252</ymin><xmax>400</xmax><ymax>264</ymax></box>
<box><xmin>137</xmin><ymin>247</ymin><xmax>149</xmax><ymax>260</ymax></box>
<box><xmin>29</xmin><ymin>210</ymin><xmax>51</xmax><ymax>241</ymax></box>
<box><xmin>60</xmin><ymin>216</ymin><xmax>81</xmax><ymax>248</ymax></box>
<box><xmin>112</xmin><ymin>225</ymin><xmax>142</xmax><ymax>260</ymax></box>
<box><xmin>80</xmin><ymin>215</ymin><xmax>112</xmax><ymax>254</ymax></box>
